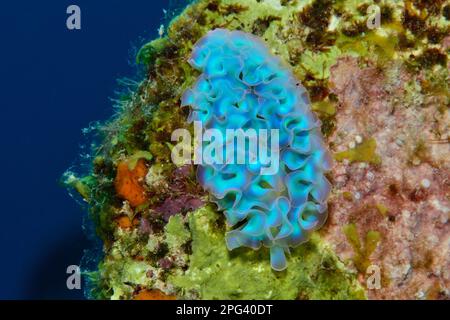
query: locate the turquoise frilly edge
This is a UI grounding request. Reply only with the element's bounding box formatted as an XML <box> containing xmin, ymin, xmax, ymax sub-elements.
<box><xmin>181</xmin><ymin>29</ymin><xmax>332</xmax><ymax>271</ymax></box>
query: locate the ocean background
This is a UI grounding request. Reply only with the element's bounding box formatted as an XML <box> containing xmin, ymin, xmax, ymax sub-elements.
<box><xmin>0</xmin><ymin>0</ymin><xmax>186</xmax><ymax>299</ymax></box>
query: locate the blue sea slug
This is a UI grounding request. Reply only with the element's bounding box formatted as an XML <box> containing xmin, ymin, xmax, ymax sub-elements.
<box><xmin>181</xmin><ymin>29</ymin><xmax>332</xmax><ymax>271</ymax></box>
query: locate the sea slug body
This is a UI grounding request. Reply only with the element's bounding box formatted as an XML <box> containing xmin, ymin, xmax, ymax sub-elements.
<box><xmin>181</xmin><ymin>29</ymin><xmax>332</xmax><ymax>271</ymax></box>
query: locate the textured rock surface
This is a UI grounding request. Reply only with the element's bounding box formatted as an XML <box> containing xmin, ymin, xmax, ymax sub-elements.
<box><xmin>325</xmin><ymin>56</ymin><xmax>449</xmax><ymax>299</ymax></box>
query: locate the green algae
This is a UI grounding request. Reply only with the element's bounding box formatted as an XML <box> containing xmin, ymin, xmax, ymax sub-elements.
<box><xmin>169</xmin><ymin>206</ymin><xmax>366</xmax><ymax>300</ymax></box>
<box><xmin>342</xmin><ymin>191</ymin><xmax>354</xmax><ymax>201</ymax></box>
<box><xmin>165</xmin><ymin>214</ymin><xmax>191</xmax><ymax>250</ymax></box>
<box><xmin>98</xmin><ymin>257</ymin><xmax>152</xmax><ymax>300</ymax></box>
<box><xmin>312</xmin><ymin>100</ymin><xmax>337</xmax><ymax>116</ymax></box>
<box><xmin>375</xmin><ymin>203</ymin><xmax>389</xmax><ymax>216</ymax></box>
<box><xmin>88</xmin><ymin>220</ymin><xmax>188</xmax><ymax>300</ymax></box>
<box><xmin>136</xmin><ymin>38</ymin><xmax>170</xmax><ymax>66</ymax></box>
<box><xmin>343</xmin><ymin>223</ymin><xmax>381</xmax><ymax>273</ymax></box>
<box><xmin>334</xmin><ymin>138</ymin><xmax>381</xmax><ymax>164</ymax></box>
<box><xmin>127</xmin><ymin>151</ymin><xmax>153</xmax><ymax>170</ymax></box>
<box><xmin>86</xmin><ymin>227</ymin><xmax>154</xmax><ymax>299</ymax></box>
<box><xmin>63</xmin><ymin>173</ymin><xmax>96</xmax><ymax>203</ymax></box>
<box><xmin>299</xmin><ymin>47</ymin><xmax>341</xmax><ymax>80</ymax></box>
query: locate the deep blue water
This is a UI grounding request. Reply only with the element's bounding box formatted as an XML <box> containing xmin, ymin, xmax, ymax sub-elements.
<box><xmin>0</xmin><ymin>0</ymin><xmax>185</xmax><ymax>299</ymax></box>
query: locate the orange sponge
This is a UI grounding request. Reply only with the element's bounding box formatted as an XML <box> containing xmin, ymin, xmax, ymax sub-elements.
<box><xmin>114</xmin><ymin>159</ymin><xmax>148</xmax><ymax>207</ymax></box>
<box><xmin>133</xmin><ymin>289</ymin><xmax>176</xmax><ymax>300</ymax></box>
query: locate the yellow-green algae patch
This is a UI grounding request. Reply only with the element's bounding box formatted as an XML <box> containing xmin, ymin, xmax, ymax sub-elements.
<box><xmin>343</xmin><ymin>223</ymin><xmax>381</xmax><ymax>273</ymax></box>
<box><xmin>299</xmin><ymin>47</ymin><xmax>341</xmax><ymax>80</ymax></box>
<box><xmin>98</xmin><ymin>258</ymin><xmax>152</xmax><ymax>300</ymax></box>
<box><xmin>165</xmin><ymin>214</ymin><xmax>191</xmax><ymax>250</ymax></box>
<box><xmin>312</xmin><ymin>100</ymin><xmax>337</xmax><ymax>116</ymax></box>
<box><xmin>127</xmin><ymin>151</ymin><xmax>153</xmax><ymax>170</ymax></box>
<box><xmin>334</xmin><ymin>138</ymin><xmax>381</xmax><ymax>164</ymax></box>
<box><xmin>375</xmin><ymin>203</ymin><xmax>389</xmax><ymax>216</ymax></box>
<box><xmin>169</xmin><ymin>206</ymin><xmax>366</xmax><ymax>300</ymax></box>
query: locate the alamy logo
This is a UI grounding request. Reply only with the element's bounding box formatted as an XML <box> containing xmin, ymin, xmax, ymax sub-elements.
<box><xmin>66</xmin><ymin>265</ymin><xmax>81</xmax><ymax>290</ymax></box>
<box><xmin>171</xmin><ymin>121</ymin><xmax>280</xmax><ymax>175</ymax></box>
<box><xmin>366</xmin><ymin>5</ymin><xmax>381</xmax><ymax>30</ymax></box>
<box><xmin>366</xmin><ymin>264</ymin><xmax>381</xmax><ymax>290</ymax></box>
<box><xmin>66</xmin><ymin>5</ymin><xmax>81</xmax><ymax>30</ymax></box>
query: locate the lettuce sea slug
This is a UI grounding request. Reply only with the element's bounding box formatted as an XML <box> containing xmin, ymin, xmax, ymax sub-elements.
<box><xmin>181</xmin><ymin>29</ymin><xmax>332</xmax><ymax>271</ymax></box>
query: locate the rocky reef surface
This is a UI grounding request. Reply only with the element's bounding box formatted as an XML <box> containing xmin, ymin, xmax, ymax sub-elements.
<box><xmin>64</xmin><ymin>0</ymin><xmax>449</xmax><ymax>300</ymax></box>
